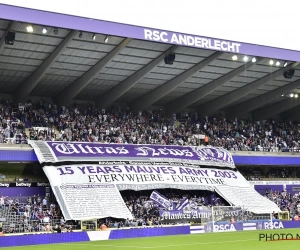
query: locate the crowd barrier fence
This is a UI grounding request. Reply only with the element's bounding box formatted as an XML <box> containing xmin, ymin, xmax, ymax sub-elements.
<box><xmin>1</xmin><ymin>220</ymin><xmax>300</xmax><ymax>248</ymax></box>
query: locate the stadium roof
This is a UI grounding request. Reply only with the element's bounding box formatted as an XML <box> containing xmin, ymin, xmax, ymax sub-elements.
<box><xmin>1</xmin><ymin>19</ymin><xmax>300</xmax><ymax>120</ymax></box>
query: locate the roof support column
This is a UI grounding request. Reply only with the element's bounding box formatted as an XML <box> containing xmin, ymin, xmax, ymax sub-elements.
<box><xmin>55</xmin><ymin>38</ymin><xmax>131</xmax><ymax>105</ymax></box>
<box><xmin>15</xmin><ymin>30</ymin><xmax>77</xmax><ymax>101</ymax></box>
<box><xmin>131</xmin><ymin>51</ymin><xmax>222</xmax><ymax>111</ymax></box>
<box><xmin>165</xmin><ymin>59</ymin><xmax>262</xmax><ymax>115</ymax></box>
<box><xmin>198</xmin><ymin>62</ymin><xmax>300</xmax><ymax>115</ymax></box>
<box><xmin>253</xmin><ymin>98</ymin><xmax>300</xmax><ymax>120</ymax></box>
<box><xmin>226</xmin><ymin>78</ymin><xmax>300</xmax><ymax>117</ymax></box>
<box><xmin>96</xmin><ymin>45</ymin><xmax>177</xmax><ymax>108</ymax></box>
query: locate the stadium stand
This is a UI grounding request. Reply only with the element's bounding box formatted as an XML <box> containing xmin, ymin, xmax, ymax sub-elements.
<box><xmin>0</xmin><ymin>194</ymin><xmax>78</xmax><ymax>233</ymax></box>
<box><xmin>2</xmin><ymin>186</ymin><xmax>298</xmax><ymax>233</ymax></box>
<box><xmin>265</xmin><ymin>189</ymin><xmax>300</xmax><ymax>220</ymax></box>
<box><xmin>0</xmin><ymin>100</ymin><xmax>300</xmax><ymax>153</ymax></box>
<box><xmin>0</xmin><ymin>3</ymin><xmax>299</xmax><ymax>245</ymax></box>
<box><xmin>1</xmin><ymin>100</ymin><xmax>300</xmax><ymax>233</ymax></box>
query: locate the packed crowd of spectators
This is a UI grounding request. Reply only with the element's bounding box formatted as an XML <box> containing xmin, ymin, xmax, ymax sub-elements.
<box><xmin>1</xmin><ymin>189</ymin><xmax>300</xmax><ymax>234</ymax></box>
<box><xmin>1</xmin><ymin>99</ymin><xmax>300</xmax><ymax>152</ymax></box>
<box><xmin>265</xmin><ymin>189</ymin><xmax>300</xmax><ymax>220</ymax></box>
<box><xmin>0</xmin><ymin>194</ymin><xmax>75</xmax><ymax>233</ymax></box>
<box><xmin>100</xmin><ymin>190</ymin><xmax>227</xmax><ymax>228</ymax></box>
<box><xmin>117</xmin><ymin>189</ymin><xmax>300</xmax><ymax>226</ymax></box>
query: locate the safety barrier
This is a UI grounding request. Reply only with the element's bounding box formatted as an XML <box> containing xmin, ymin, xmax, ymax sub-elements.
<box><xmin>1</xmin><ymin>221</ymin><xmax>300</xmax><ymax>248</ymax></box>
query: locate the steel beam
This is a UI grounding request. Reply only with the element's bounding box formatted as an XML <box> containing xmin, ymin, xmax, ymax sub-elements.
<box><xmin>55</xmin><ymin>38</ymin><xmax>131</xmax><ymax>105</ymax></box>
<box><xmin>96</xmin><ymin>45</ymin><xmax>177</xmax><ymax>108</ymax></box>
<box><xmin>253</xmin><ymin>98</ymin><xmax>300</xmax><ymax>120</ymax></box>
<box><xmin>131</xmin><ymin>51</ymin><xmax>223</xmax><ymax>111</ymax></box>
<box><xmin>165</xmin><ymin>58</ymin><xmax>263</xmax><ymax>115</ymax></box>
<box><xmin>227</xmin><ymin>78</ymin><xmax>300</xmax><ymax>117</ymax></box>
<box><xmin>15</xmin><ymin>30</ymin><xmax>77</xmax><ymax>101</ymax></box>
<box><xmin>197</xmin><ymin>62</ymin><xmax>300</xmax><ymax>116</ymax></box>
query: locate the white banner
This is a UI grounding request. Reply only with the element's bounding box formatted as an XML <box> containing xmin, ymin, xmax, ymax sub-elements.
<box><xmin>45</xmin><ymin>164</ymin><xmax>250</xmax><ymax>190</ymax></box>
<box><xmin>215</xmin><ymin>186</ymin><xmax>280</xmax><ymax>214</ymax></box>
<box><xmin>53</xmin><ymin>183</ymin><xmax>133</xmax><ymax>221</ymax></box>
<box><xmin>43</xmin><ymin>164</ymin><xmax>255</xmax><ymax>220</ymax></box>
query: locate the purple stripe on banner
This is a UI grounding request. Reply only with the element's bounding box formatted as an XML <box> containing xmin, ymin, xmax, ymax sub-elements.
<box><xmin>1</xmin><ymin>4</ymin><xmax>300</xmax><ymax>61</ymax></box>
<box><xmin>108</xmin><ymin>226</ymin><xmax>190</xmax><ymax>239</ymax></box>
<box><xmin>0</xmin><ymin>232</ymin><xmax>90</xmax><ymax>247</ymax></box>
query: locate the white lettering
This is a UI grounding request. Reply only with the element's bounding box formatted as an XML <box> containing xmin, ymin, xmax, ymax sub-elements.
<box><xmin>152</xmin><ymin>30</ymin><xmax>161</xmax><ymax>41</ymax></box>
<box><xmin>178</xmin><ymin>34</ymin><xmax>187</xmax><ymax>45</ymax></box>
<box><xmin>92</xmin><ymin>147</ymin><xmax>105</xmax><ymax>154</ymax></box>
<box><xmin>52</xmin><ymin>143</ymin><xmax>80</xmax><ymax>154</ymax></box>
<box><xmin>264</xmin><ymin>221</ymin><xmax>284</xmax><ymax>229</ymax></box>
<box><xmin>160</xmin><ymin>32</ymin><xmax>168</xmax><ymax>42</ymax></box>
<box><xmin>135</xmin><ymin>146</ymin><xmax>194</xmax><ymax>157</ymax></box>
<box><xmin>115</xmin><ymin>147</ymin><xmax>129</xmax><ymax>155</ymax></box>
<box><xmin>195</xmin><ymin>37</ymin><xmax>202</xmax><ymax>47</ymax></box>
<box><xmin>144</xmin><ymin>30</ymin><xmax>239</xmax><ymax>53</ymax></box>
<box><xmin>105</xmin><ymin>147</ymin><xmax>118</xmax><ymax>154</ymax></box>
<box><xmin>214</xmin><ymin>40</ymin><xmax>221</xmax><ymax>50</ymax></box>
<box><xmin>85</xmin><ymin>145</ymin><xmax>97</xmax><ymax>154</ymax></box>
<box><xmin>144</xmin><ymin>29</ymin><xmax>152</xmax><ymax>40</ymax></box>
<box><xmin>187</xmin><ymin>36</ymin><xmax>194</xmax><ymax>46</ymax></box>
<box><xmin>208</xmin><ymin>39</ymin><xmax>214</xmax><ymax>49</ymax></box>
<box><xmin>234</xmin><ymin>43</ymin><xmax>241</xmax><ymax>53</ymax></box>
<box><xmin>202</xmin><ymin>38</ymin><xmax>209</xmax><ymax>48</ymax></box>
<box><xmin>170</xmin><ymin>34</ymin><xmax>179</xmax><ymax>44</ymax></box>
<box><xmin>77</xmin><ymin>144</ymin><xmax>89</xmax><ymax>154</ymax></box>
<box><xmin>227</xmin><ymin>42</ymin><xmax>235</xmax><ymax>52</ymax></box>
<box><xmin>135</xmin><ymin>146</ymin><xmax>160</xmax><ymax>156</ymax></box>
<box><xmin>221</xmin><ymin>41</ymin><xmax>228</xmax><ymax>51</ymax></box>
<box><xmin>182</xmin><ymin>149</ymin><xmax>194</xmax><ymax>157</ymax></box>
<box><xmin>214</xmin><ymin>224</ymin><xmax>236</xmax><ymax>232</ymax></box>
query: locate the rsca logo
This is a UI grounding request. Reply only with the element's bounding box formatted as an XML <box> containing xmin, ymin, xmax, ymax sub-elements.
<box><xmin>263</xmin><ymin>221</ymin><xmax>284</xmax><ymax>229</ymax></box>
<box><xmin>214</xmin><ymin>224</ymin><xmax>236</xmax><ymax>232</ymax></box>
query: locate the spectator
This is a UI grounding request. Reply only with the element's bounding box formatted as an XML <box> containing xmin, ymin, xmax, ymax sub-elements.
<box><xmin>265</xmin><ymin>190</ymin><xmax>300</xmax><ymax>220</ymax></box>
<box><xmin>60</xmin><ymin>217</ymin><xmax>65</xmax><ymax>225</ymax></box>
<box><xmin>52</xmin><ymin>224</ymin><xmax>61</xmax><ymax>233</ymax></box>
<box><xmin>42</xmin><ymin>197</ymin><xmax>47</xmax><ymax>209</ymax></box>
<box><xmin>0</xmin><ymin>99</ymin><xmax>300</xmax><ymax>153</ymax></box>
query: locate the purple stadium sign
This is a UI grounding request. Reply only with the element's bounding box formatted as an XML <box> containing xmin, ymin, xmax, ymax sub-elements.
<box><xmin>1</xmin><ymin>4</ymin><xmax>300</xmax><ymax>61</ymax></box>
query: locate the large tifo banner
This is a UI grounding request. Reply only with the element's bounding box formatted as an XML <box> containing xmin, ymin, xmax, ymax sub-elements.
<box><xmin>28</xmin><ymin>141</ymin><xmax>235</xmax><ymax>168</ymax></box>
<box><xmin>29</xmin><ymin>141</ymin><xmax>280</xmax><ymax>220</ymax></box>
